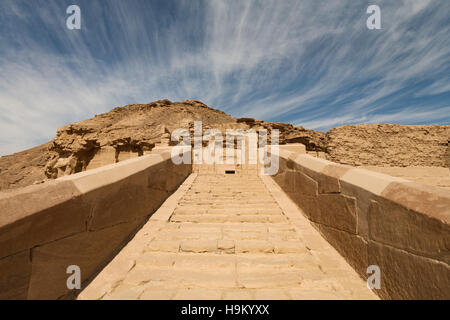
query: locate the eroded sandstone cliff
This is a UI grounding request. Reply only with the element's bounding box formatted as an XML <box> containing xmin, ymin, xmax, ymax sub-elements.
<box><xmin>1</xmin><ymin>100</ymin><xmax>449</xmax><ymax>192</ymax></box>
<box><xmin>43</xmin><ymin>99</ymin><xmax>237</xmax><ymax>179</ymax></box>
<box><xmin>326</xmin><ymin>124</ymin><xmax>450</xmax><ymax>167</ymax></box>
<box><xmin>0</xmin><ymin>99</ymin><xmax>326</xmax><ymax>191</ymax></box>
<box><xmin>0</xmin><ymin>143</ymin><xmax>56</xmax><ymax>191</ymax></box>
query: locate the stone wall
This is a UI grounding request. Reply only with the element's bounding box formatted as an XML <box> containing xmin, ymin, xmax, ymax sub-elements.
<box><xmin>326</xmin><ymin>124</ymin><xmax>450</xmax><ymax>167</ymax></box>
<box><xmin>272</xmin><ymin>146</ymin><xmax>450</xmax><ymax>299</ymax></box>
<box><xmin>0</xmin><ymin>148</ymin><xmax>191</xmax><ymax>299</ymax></box>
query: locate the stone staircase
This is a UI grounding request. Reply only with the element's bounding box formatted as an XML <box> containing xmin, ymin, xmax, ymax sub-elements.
<box><xmin>3</xmin><ymin>144</ymin><xmax>447</xmax><ymax>300</ymax></box>
<box><xmin>79</xmin><ymin>173</ymin><xmax>378</xmax><ymax>300</ymax></box>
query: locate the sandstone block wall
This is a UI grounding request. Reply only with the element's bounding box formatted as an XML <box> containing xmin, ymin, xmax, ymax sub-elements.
<box><xmin>326</xmin><ymin>124</ymin><xmax>450</xmax><ymax>167</ymax></box>
<box><xmin>272</xmin><ymin>146</ymin><xmax>450</xmax><ymax>299</ymax></box>
<box><xmin>0</xmin><ymin>148</ymin><xmax>191</xmax><ymax>300</ymax></box>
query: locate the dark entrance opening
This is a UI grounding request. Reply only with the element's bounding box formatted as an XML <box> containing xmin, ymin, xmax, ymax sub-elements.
<box><xmin>225</xmin><ymin>170</ymin><xmax>236</xmax><ymax>174</ymax></box>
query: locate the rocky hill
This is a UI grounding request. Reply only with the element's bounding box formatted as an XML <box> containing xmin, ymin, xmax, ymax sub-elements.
<box><xmin>0</xmin><ymin>143</ymin><xmax>55</xmax><ymax>191</ymax></box>
<box><xmin>1</xmin><ymin>99</ymin><xmax>449</xmax><ymax>192</ymax></box>
<box><xmin>326</xmin><ymin>124</ymin><xmax>450</xmax><ymax>167</ymax></box>
<box><xmin>0</xmin><ymin>99</ymin><xmax>326</xmax><ymax>191</ymax></box>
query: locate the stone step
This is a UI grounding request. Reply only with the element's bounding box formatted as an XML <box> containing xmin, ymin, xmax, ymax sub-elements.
<box><xmin>132</xmin><ymin>253</ymin><xmax>321</xmax><ymax>273</ymax></box>
<box><xmin>144</xmin><ymin>238</ymin><xmax>308</xmax><ymax>254</ymax></box>
<box><xmin>175</xmin><ymin>222</ymin><xmax>298</xmax><ymax>233</ymax></box>
<box><xmin>177</xmin><ymin>203</ymin><xmax>281</xmax><ymax>209</ymax></box>
<box><xmin>152</xmin><ymin>229</ymin><xmax>302</xmax><ymax>242</ymax></box>
<box><xmin>184</xmin><ymin>194</ymin><xmax>272</xmax><ymax>198</ymax></box>
<box><xmin>179</xmin><ymin>222</ymin><xmax>269</xmax><ymax>232</ymax></box>
<box><xmin>179</xmin><ymin>200</ymin><xmax>276</xmax><ymax>205</ymax></box>
<box><xmin>170</xmin><ymin>214</ymin><xmax>288</xmax><ymax>223</ymax></box>
<box><xmin>190</xmin><ymin>186</ymin><xmax>268</xmax><ymax>190</ymax></box>
<box><xmin>187</xmin><ymin>192</ymin><xmax>272</xmax><ymax>196</ymax></box>
<box><xmin>173</xmin><ymin>207</ymin><xmax>282</xmax><ymax>216</ymax></box>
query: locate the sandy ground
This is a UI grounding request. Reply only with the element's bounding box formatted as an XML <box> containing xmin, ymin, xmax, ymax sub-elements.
<box><xmin>361</xmin><ymin>166</ymin><xmax>450</xmax><ymax>190</ymax></box>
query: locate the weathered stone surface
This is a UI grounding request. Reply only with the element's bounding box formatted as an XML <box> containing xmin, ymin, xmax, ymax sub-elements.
<box><xmin>86</xmin><ymin>146</ymin><xmax>116</xmax><ymax>171</ymax></box>
<box><xmin>362</xmin><ymin>166</ymin><xmax>450</xmax><ymax>190</ymax></box>
<box><xmin>60</xmin><ymin>153</ymin><xmax>166</xmax><ymax>194</ymax></box>
<box><xmin>273</xmin><ymin>171</ymin><xmax>294</xmax><ymax>192</ymax></box>
<box><xmin>318</xmin><ymin>164</ymin><xmax>352</xmax><ymax>193</ymax></box>
<box><xmin>253</xmin><ymin>289</ymin><xmax>290</xmax><ymax>300</ymax></box>
<box><xmin>279</xmin><ymin>144</ymin><xmax>306</xmax><ymax>154</ymax></box>
<box><xmin>368</xmin><ymin>241</ymin><xmax>450</xmax><ymax>300</ymax></box>
<box><xmin>288</xmin><ymin>155</ymin><xmax>350</xmax><ymax>194</ymax></box>
<box><xmin>146</xmin><ymin>240</ymin><xmax>180</xmax><ymax>253</ymax></box>
<box><xmin>381</xmin><ymin>181</ymin><xmax>450</xmax><ymax>223</ymax></box>
<box><xmin>164</xmin><ymin>164</ymin><xmax>191</xmax><ymax>192</ymax></box>
<box><xmin>217</xmin><ymin>240</ymin><xmax>235</xmax><ymax>253</ymax></box>
<box><xmin>327</xmin><ymin>124</ymin><xmax>450</xmax><ymax>167</ymax></box>
<box><xmin>315</xmin><ymin>194</ymin><xmax>357</xmax><ymax>234</ymax></box>
<box><xmin>0</xmin><ymin>180</ymin><xmax>82</xmax><ymax>227</ymax></box>
<box><xmin>117</xmin><ymin>151</ymin><xmax>139</xmax><ymax>163</ymax></box>
<box><xmin>140</xmin><ymin>287</ymin><xmax>177</xmax><ymax>300</ymax></box>
<box><xmin>290</xmin><ymin>193</ymin><xmax>319</xmax><ymax>220</ymax></box>
<box><xmin>28</xmin><ymin>219</ymin><xmax>143</xmax><ymax>300</ymax></box>
<box><xmin>173</xmin><ymin>288</ymin><xmax>222</xmax><ymax>300</ymax></box>
<box><xmin>272</xmin><ymin>241</ymin><xmax>307</xmax><ymax>254</ymax></box>
<box><xmin>103</xmin><ymin>284</ymin><xmax>145</xmax><ymax>300</ymax></box>
<box><xmin>86</xmin><ymin>177</ymin><xmax>168</xmax><ymax>231</ymax></box>
<box><xmin>293</xmin><ymin>170</ymin><xmax>318</xmax><ymax>196</ymax></box>
<box><xmin>340</xmin><ymin>179</ymin><xmax>380</xmax><ymax>238</ymax></box>
<box><xmin>314</xmin><ymin>223</ymin><xmax>369</xmax><ymax>278</ymax></box>
<box><xmin>235</xmin><ymin>241</ymin><xmax>273</xmax><ymax>253</ymax></box>
<box><xmin>146</xmin><ymin>160</ymin><xmax>188</xmax><ymax>193</ymax></box>
<box><xmin>79</xmin><ymin>157</ymin><xmax>189</xmax><ymax>231</ymax></box>
<box><xmin>0</xmin><ymin>143</ymin><xmax>55</xmax><ymax>191</ymax></box>
<box><xmin>369</xmin><ymin>200</ymin><xmax>450</xmax><ymax>264</ymax></box>
<box><xmin>237</xmin><ymin>271</ymin><xmax>302</xmax><ymax>289</ymax></box>
<box><xmin>0</xmin><ymin>181</ymin><xmax>90</xmax><ymax>259</ymax></box>
<box><xmin>180</xmin><ymin>240</ymin><xmax>217</xmax><ymax>253</ymax></box>
<box><xmin>340</xmin><ymin>168</ymin><xmax>405</xmax><ymax>196</ymax></box>
<box><xmin>0</xmin><ymin>250</ymin><xmax>31</xmax><ymax>300</ymax></box>
<box><xmin>222</xmin><ymin>289</ymin><xmax>254</xmax><ymax>300</ymax></box>
<box><xmin>292</xmin><ymin>154</ymin><xmax>329</xmax><ymax>173</ymax></box>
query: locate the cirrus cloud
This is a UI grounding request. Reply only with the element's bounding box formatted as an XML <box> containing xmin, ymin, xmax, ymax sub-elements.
<box><xmin>0</xmin><ymin>0</ymin><xmax>449</xmax><ymax>155</ymax></box>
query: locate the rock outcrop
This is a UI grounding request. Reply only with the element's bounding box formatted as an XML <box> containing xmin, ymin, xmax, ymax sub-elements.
<box><xmin>326</xmin><ymin>124</ymin><xmax>450</xmax><ymax>167</ymax></box>
<box><xmin>43</xmin><ymin>100</ymin><xmax>237</xmax><ymax>179</ymax></box>
<box><xmin>236</xmin><ymin>118</ymin><xmax>326</xmax><ymax>152</ymax></box>
<box><xmin>43</xmin><ymin>100</ymin><xmax>330</xmax><ymax>181</ymax></box>
<box><xmin>0</xmin><ymin>100</ymin><xmax>325</xmax><ymax>191</ymax></box>
<box><xmin>0</xmin><ymin>143</ymin><xmax>57</xmax><ymax>192</ymax></box>
<box><xmin>1</xmin><ymin>99</ymin><xmax>449</xmax><ymax>192</ymax></box>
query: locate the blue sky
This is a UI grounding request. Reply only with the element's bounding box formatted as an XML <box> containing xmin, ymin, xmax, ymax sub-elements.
<box><xmin>0</xmin><ymin>0</ymin><xmax>449</xmax><ymax>155</ymax></box>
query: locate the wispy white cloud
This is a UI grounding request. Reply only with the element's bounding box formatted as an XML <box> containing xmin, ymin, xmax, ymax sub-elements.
<box><xmin>299</xmin><ymin>106</ymin><xmax>450</xmax><ymax>131</ymax></box>
<box><xmin>0</xmin><ymin>0</ymin><xmax>449</xmax><ymax>155</ymax></box>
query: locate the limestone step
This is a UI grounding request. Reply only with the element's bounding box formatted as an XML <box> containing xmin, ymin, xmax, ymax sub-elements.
<box><xmin>170</xmin><ymin>214</ymin><xmax>288</xmax><ymax>223</ymax></box>
<box><xmin>179</xmin><ymin>200</ymin><xmax>276</xmax><ymax>205</ymax></box>
<box><xmin>173</xmin><ymin>207</ymin><xmax>282</xmax><ymax>215</ymax></box>
<box><xmin>152</xmin><ymin>230</ymin><xmax>303</xmax><ymax>242</ymax></box>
